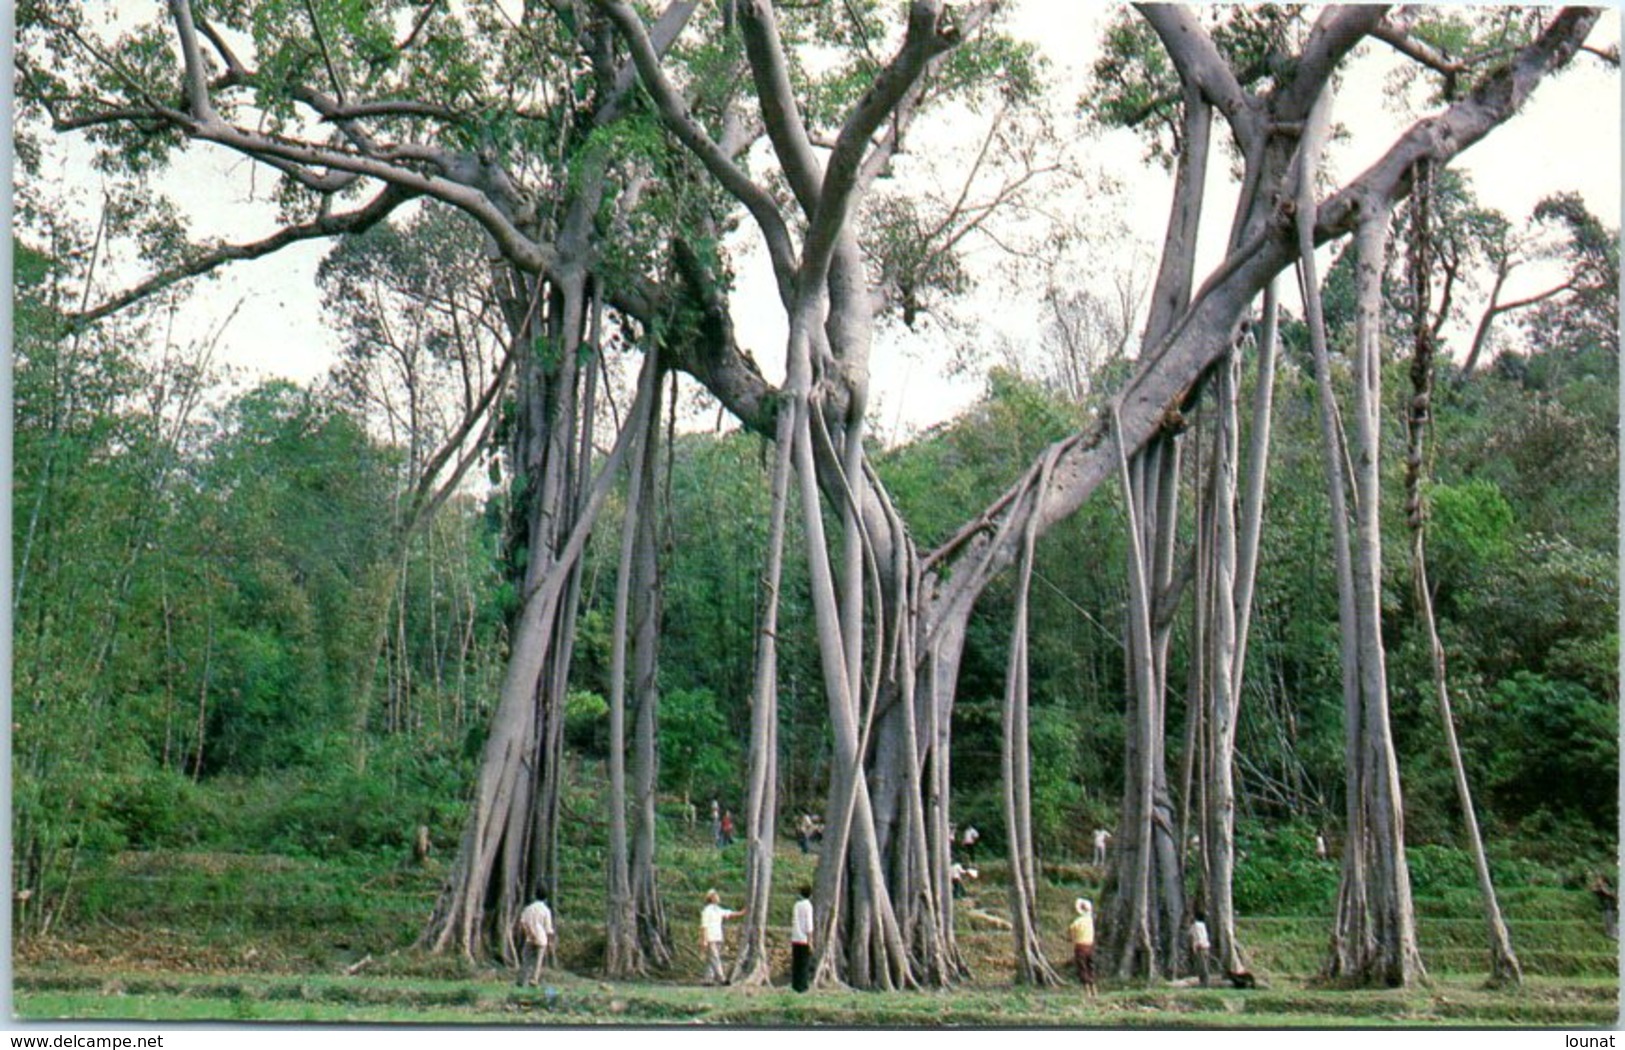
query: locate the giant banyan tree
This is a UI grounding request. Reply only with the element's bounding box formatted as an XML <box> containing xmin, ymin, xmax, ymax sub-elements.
<box><xmin>23</xmin><ymin>0</ymin><xmax>1605</xmax><ymax>989</ymax></box>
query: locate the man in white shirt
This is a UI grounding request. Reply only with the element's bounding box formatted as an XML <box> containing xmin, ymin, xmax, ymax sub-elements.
<box><xmin>517</xmin><ymin>893</ymin><xmax>555</xmax><ymax>986</ymax></box>
<box><xmin>949</xmin><ymin>861</ymin><xmax>978</xmax><ymax>899</ymax></box>
<box><xmin>790</xmin><ymin>884</ymin><xmax>815</xmax><ymax>992</ymax></box>
<box><xmin>1188</xmin><ymin>911</ymin><xmax>1212</xmax><ymax>987</ymax></box>
<box><xmin>700</xmin><ymin>889</ymin><xmax>744</xmax><ymax>985</ymax></box>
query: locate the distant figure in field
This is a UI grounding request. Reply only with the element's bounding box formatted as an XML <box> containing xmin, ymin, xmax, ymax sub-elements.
<box><xmin>685</xmin><ymin>795</ymin><xmax>697</xmax><ymax>828</ymax></box>
<box><xmin>710</xmin><ymin>799</ymin><xmax>722</xmax><ymax>847</ymax></box>
<box><xmin>700</xmin><ymin>889</ymin><xmax>744</xmax><ymax>985</ymax></box>
<box><xmin>960</xmin><ymin>825</ymin><xmax>980</xmax><ymax>861</ymax></box>
<box><xmin>412</xmin><ymin>824</ymin><xmax>432</xmax><ymax>866</ymax></box>
<box><xmin>517</xmin><ymin>893</ymin><xmax>555</xmax><ymax>986</ymax></box>
<box><xmin>720</xmin><ymin>809</ymin><xmax>736</xmax><ymax>848</ymax></box>
<box><xmin>1188</xmin><ymin>911</ymin><xmax>1212</xmax><ymax>987</ymax></box>
<box><xmin>950</xmin><ymin>862</ymin><xmax>978</xmax><ymax>900</ymax></box>
<box><xmin>1589</xmin><ymin>873</ymin><xmax>1618</xmax><ymax>940</ymax></box>
<box><xmin>797</xmin><ymin>812</ymin><xmax>816</xmax><ymax>854</ymax></box>
<box><xmin>1314</xmin><ymin>828</ymin><xmax>1328</xmax><ymax>860</ymax></box>
<box><xmin>790</xmin><ymin>884</ymin><xmax>815</xmax><ymax>993</ymax></box>
<box><xmin>1091</xmin><ymin>827</ymin><xmax>1112</xmax><ymax>867</ymax></box>
<box><xmin>1069</xmin><ymin>898</ymin><xmax>1097</xmax><ymax>997</ymax></box>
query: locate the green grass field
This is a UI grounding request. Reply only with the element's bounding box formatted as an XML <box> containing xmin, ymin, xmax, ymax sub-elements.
<box><xmin>13</xmin><ymin>825</ymin><xmax>1621</xmax><ymax>1027</ymax></box>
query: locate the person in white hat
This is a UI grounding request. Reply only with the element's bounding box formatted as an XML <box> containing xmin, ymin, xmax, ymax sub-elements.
<box><xmin>1068</xmin><ymin>897</ymin><xmax>1097</xmax><ymax>996</ymax></box>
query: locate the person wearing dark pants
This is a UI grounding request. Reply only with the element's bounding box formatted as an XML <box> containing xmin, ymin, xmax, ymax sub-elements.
<box><xmin>1189</xmin><ymin>912</ymin><xmax>1212</xmax><ymax>987</ymax></box>
<box><xmin>1068</xmin><ymin>898</ymin><xmax>1096</xmax><ymax>998</ymax></box>
<box><xmin>790</xmin><ymin>884</ymin><xmax>815</xmax><ymax>992</ymax></box>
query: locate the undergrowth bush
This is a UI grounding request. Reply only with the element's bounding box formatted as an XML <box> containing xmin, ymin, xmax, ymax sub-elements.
<box><xmin>1233</xmin><ymin>822</ymin><xmax>1339</xmax><ymax>915</ymax></box>
<box><xmin>188</xmin><ymin>741</ymin><xmax>476</xmax><ymax>858</ymax></box>
<box><xmin>104</xmin><ymin>767</ymin><xmax>212</xmax><ymax>849</ymax></box>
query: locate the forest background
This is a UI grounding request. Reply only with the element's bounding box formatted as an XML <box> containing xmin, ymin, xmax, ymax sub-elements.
<box><xmin>7</xmin><ymin>0</ymin><xmax>1622</xmax><ymax>1023</ymax></box>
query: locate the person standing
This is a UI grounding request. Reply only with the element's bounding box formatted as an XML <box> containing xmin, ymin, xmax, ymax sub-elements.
<box><xmin>797</xmin><ymin>812</ymin><xmax>816</xmax><ymax>854</ymax></box>
<box><xmin>950</xmin><ymin>862</ymin><xmax>978</xmax><ymax>900</ymax></box>
<box><xmin>720</xmin><ymin>809</ymin><xmax>736</xmax><ymax>848</ymax></box>
<box><xmin>710</xmin><ymin>799</ymin><xmax>722</xmax><ymax>847</ymax></box>
<box><xmin>1068</xmin><ymin>898</ymin><xmax>1096</xmax><ymax>997</ymax></box>
<box><xmin>1188</xmin><ymin>911</ymin><xmax>1213</xmax><ymax>987</ymax></box>
<box><xmin>960</xmin><ymin>825</ymin><xmax>980</xmax><ymax>861</ymax></box>
<box><xmin>517</xmin><ymin>893</ymin><xmax>555</xmax><ymax>986</ymax></box>
<box><xmin>1091</xmin><ymin>827</ymin><xmax>1112</xmax><ymax>868</ymax></box>
<box><xmin>790</xmin><ymin>884</ymin><xmax>815</xmax><ymax>992</ymax></box>
<box><xmin>700</xmin><ymin>889</ymin><xmax>743</xmax><ymax>985</ymax></box>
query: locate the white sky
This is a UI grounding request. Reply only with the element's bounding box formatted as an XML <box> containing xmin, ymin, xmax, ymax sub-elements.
<box><xmin>771</xmin><ymin>3</ymin><xmax>1620</xmax><ymax>441</ymax></box>
<box><xmin>38</xmin><ymin>3</ymin><xmax>1623</xmax><ymax>437</ymax></box>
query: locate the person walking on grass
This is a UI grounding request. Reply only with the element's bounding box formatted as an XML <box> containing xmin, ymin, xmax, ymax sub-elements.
<box><xmin>1091</xmin><ymin>827</ymin><xmax>1112</xmax><ymax>868</ymax></box>
<box><xmin>790</xmin><ymin>884</ymin><xmax>815</xmax><ymax>992</ymax></box>
<box><xmin>700</xmin><ymin>889</ymin><xmax>744</xmax><ymax>985</ymax></box>
<box><xmin>1188</xmin><ymin>911</ymin><xmax>1212</xmax><ymax>987</ymax></box>
<box><xmin>1069</xmin><ymin>898</ymin><xmax>1096</xmax><ymax>997</ymax></box>
<box><xmin>516</xmin><ymin>893</ymin><xmax>555</xmax><ymax>986</ymax></box>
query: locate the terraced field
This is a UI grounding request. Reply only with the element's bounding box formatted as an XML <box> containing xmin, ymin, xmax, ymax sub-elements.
<box><xmin>13</xmin><ymin>842</ymin><xmax>1619</xmax><ymax>1027</ymax></box>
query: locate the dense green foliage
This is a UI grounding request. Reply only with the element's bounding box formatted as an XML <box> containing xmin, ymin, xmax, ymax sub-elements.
<box><xmin>12</xmin><ymin>247</ymin><xmax>509</xmax><ymax>929</ymax></box>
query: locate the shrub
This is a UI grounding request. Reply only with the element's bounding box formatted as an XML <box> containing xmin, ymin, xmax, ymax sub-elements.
<box><xmin>565</xmin><ymin>689</ymin><xmax>609</xmax><ymax>756</ymax></box>
<box><xmin>658</xmin><ymin>687</ymin><xmax>742</xmax><ymax>802</ymax></box>
<box><xmin>105</xmin><ymin>767</ymin><xmax>209</xmax><ymax>849</ymax></box>
<box><xmin>1480</xmin><ymin>672</ymin><xmax>1616</xmax><ymax>832</ymax></box>
<box><xmin>1232</xmin><ymin>822</ymin><xmax>1339</xmax><ymax>915</ymax></box>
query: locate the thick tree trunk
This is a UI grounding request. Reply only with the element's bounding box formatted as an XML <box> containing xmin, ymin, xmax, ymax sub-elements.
<box><xmin>629</xmin><ymin>450</ymin><xmax>672</xmax><ymax>968</ymax></box>
<box><xmin>603</xmin><ymin>347</ymin><xmax>660</xmax><ymax>978</ymax></box>
<box><xmin>421</xmin><ymin>328</ymin><xmax>659</xmax><ymax>962</ymax></box>
<box><xmin>1208</xmin><ymin>282</ymin><xmax>1280</xmax><ymax>977</ymax></box>
<box><xmin>1102</xmin><ymin>80</ymin><xmax>1210</xmax><ymax>982</ymax></box>
<box><xmin>1315</xmin><ymin>207</ymin><xmax>1425</xmax><ymax>987</ymax></box>
<box><xmin>806</xmin><ymin>476</ymin><xmax>912</xmax><ymax>987</ymax></box>
<box><xmin>1110</xmin><ymin>420</ymin><xmax>1166</xmax><ymax>980</ymax></box>
<box><xmin>1200</xmin><ymin>349</ymin><xmax>1243</xmax><ymax>979</ymax></box>
<box><xmin>920</xmin><ymin>609</ymin><xmax>973</xmax><ymax>979</ymax></box>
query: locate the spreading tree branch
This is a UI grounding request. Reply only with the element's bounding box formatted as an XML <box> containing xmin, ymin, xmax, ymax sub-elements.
<box><xmin>595</xmin><ymin>0</ymin><xmax>799</xmax><ymax>298</ymax></box>
<box><xmin>1135</xmin><ymin>4</ymin><xmax>1264</xmax><ymax>153</ymax></box>
<box><xmin>925</xmin><ymin>4</ymin><xmax>1601</xmax><ymax>621</ymax></box>
<box><xmin>70</xmin><ymin>184</ymin><xmax>417</xmax><ymax>326</ymax></box>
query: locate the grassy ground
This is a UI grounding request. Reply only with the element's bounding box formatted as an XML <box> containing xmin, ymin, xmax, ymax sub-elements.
<box><xmin>17</xmin><ymin>971</ymin><xmax>1620</xmax><ymax>1027</ymax></box>
<box><xmin>13</xmin><ymin>820</ymin><xmax>1620</xmax><ymax>1027</ymax></box>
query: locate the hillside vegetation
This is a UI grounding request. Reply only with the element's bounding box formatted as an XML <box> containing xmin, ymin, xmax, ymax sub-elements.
<box><xmin>15</xmin><ymin>788</ymin><xmax>1619</xmax><ymax>1026</ymax></box>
